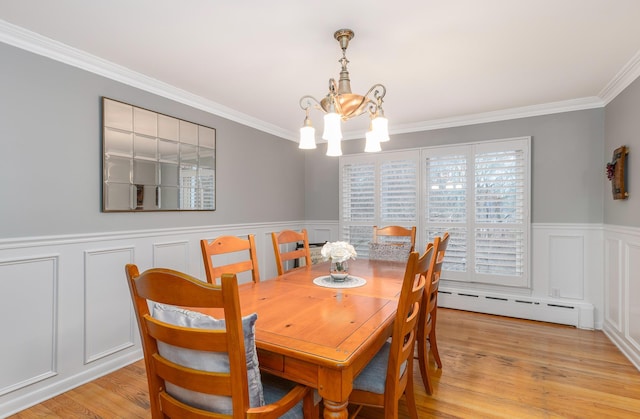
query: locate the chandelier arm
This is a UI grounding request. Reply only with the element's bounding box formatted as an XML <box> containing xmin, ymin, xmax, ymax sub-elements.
<box><xmin>366</xmin><ymin>101</ymin><xmax>378</xmax><ymax>116</ymax></box>
<box><xmin>363</xmin><ymin>83</ymin><xmax>387</xmax><ymax>102</ymax></box>
<box><xmin>360</xmin><ymin>84</ymin><xmax>386</xmax><ymax>116</ymax></box>
<box><xmin>299</xmin><ymin>95</ymin><xmax>323</xmax><ymax>111</ymax></box>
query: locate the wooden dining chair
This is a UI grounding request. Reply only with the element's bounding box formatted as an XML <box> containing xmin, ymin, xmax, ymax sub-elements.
<box><xmin>125</xmin><ymin>264</ymin><xmax>318</xmax><ymax>419</ymax></box>
<box><xmin>416</xmin><ymin>232</ymin><xmax>450</xmax><ymax>394</ymax></box>
<box><xmin>201</xmin><ymin>234</ymin><xmax>260</xmax><ymax>285</ymax></box>
<box><xmin>271</xmin><ymin>229</ymin><xmax>312</xmax><ymax>275</ymax></box>
<box><xmin>369</xmin><ymin>225</ymin><xmax>417</xmax><ymax>262</ymax></box>
<box><xmin>348</xmin><ymin>247</ymin><xmax>431</xmax><ymax>419</ymax></box>
<box><xmin>372</xmin><ymin>225</ymin><xmax>417</xmax><ymax>251</ymax></box>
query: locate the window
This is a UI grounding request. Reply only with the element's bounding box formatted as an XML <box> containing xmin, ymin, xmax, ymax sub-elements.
<box><xmin>340</xmin><ymin>151</ymin><xmax>419</xmax><ymax>258</ymax></box>
<box><xmin>340</xmin><ymin>137</ymin><xmax>530</xmax><ymax>288</ymax></box>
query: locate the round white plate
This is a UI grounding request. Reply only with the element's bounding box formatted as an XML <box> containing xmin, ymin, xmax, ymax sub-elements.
<box><xmin>312</xmin><ymin>275</ymin><xmax>367</xmax><ymax>289</ymax></box>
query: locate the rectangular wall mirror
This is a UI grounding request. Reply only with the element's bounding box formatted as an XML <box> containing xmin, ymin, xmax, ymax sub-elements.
<box><xmin>102</xmin><ymin>97</ymin><xmax>216</xmax><ymax>211</ymax></box>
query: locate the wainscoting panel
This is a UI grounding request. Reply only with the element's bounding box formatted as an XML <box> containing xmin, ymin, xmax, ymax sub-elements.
<box><xmin>605</xmin><ymin>237</ymin><xmax>622</xmax><ymax>332</ymax></box>
<box><xmin>308</xmin><ymin>227</ymin><xmax>332</xmax><ymax>245</ymax></box>
<box><xmin>626</xmin><ymin>241</ymin><xmax>640</xmax><ymax>352</ymax></box>
<box><xmin>153</xmin><ymin>240</ymin><xmax>189</xmax><ymax>273</ymax></box>
<box><xmin>549</xmin><ymin>235</ymin><xmax>584</xmax><ymax>300</ymax></box>
<box><xmin>0</xmin><ymin>256</ymin><xmax>58</xmax><ymax>396</ymax></box>
<box><xmin>603</xmin><ymin>225</ymin><xmax>640</xmax><ymax>371</ymax></box>
<box><xmin>84</xmin><ymin>247</ymin><xmax>135</xmax><ymax>363</ymax></box>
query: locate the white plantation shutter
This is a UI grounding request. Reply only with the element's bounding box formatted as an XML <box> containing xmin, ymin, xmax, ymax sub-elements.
<box><xmin>380</xmin><ymin>160</ymin><xmax>417</xmax><ymax>223</ymax></box>
<box><xmin>341</xmin><ymin>161</ymin><xmax>376</xmax><ymax>254</ymax></box>
<box><xmin>423</xmin><ymin>138</ymin><xmax>529</xmax><ymax>286</ymax></box>
<box><xmin>424</xmin><ymin>149</ymin><xmax>468</xmax><ymax>278</ymax></box>
<box><xmin>340</xmin><ymin>152</ymin><xmax>418</xmax><ymax>258</ymax></box>
<box><xmin>473</xmin><ymin>141</ymin><xmax>528</xmax><ymax>286</ymax></box>
<box><xmin>342</xmin><ymin>162</ymin><xmax>375</xmax><ymax>222</ymax></box>
<box><xmin>340</xmin><ymin>137</ymin><xmax>529</xmax><ymax>288</ymax></box>
<box><xmin>475</xmin><ymin>149</ymin><xmax>525</xmax><ymax>224</ymax></box>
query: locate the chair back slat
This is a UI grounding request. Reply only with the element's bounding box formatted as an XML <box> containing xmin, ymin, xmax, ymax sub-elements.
<box><xmin>271</xmin><ymin>229</ymin><xmax>312</xmax><ymax>275</ymax></box>
<box><xmin>373</xmin><ymin>225</ymin><xmax>417</xmax><ymax>252</ymax></box>
<box><xmin>201</xmin><ymin>235</ymin><xmax>260</xmax><ymax>284</ymax></box>
<box><xmin>153</xmin><ymin>353</ymin><xmax>234</xmax><ymax>396</ymax></box>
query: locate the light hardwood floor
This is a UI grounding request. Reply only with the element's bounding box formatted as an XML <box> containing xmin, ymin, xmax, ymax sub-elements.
<box><xmin>10</xmin><ymin>308</ymin><xmax>640</xmax><ymax>418</ymax></box>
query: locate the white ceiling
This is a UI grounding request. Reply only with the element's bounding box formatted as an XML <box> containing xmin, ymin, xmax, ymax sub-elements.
<box><xmin>2</xmin><ymin>0</ymin><xmax>640</xmax><ymax>141</ymax></box>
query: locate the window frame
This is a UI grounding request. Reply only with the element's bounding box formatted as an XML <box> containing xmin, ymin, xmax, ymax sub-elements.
<box><xmin>339</xmin><ymin>136</ymin><xmax>531</xmax><ymax>288</ymax></box>
<box><xmin>339</xmin><ymin>150</ymin><xmax>420</xmax><ymax>258</ymax></box>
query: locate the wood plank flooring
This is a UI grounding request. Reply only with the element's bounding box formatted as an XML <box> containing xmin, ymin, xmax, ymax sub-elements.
<box><xmin>10</xmin><ymin>308</ymin><xmax>640</xmax><ymax>418</ymax></box>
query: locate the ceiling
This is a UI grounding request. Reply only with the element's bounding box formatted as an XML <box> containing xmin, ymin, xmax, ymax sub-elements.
<box><xmin>2</xmin><ymin>0</ymin><xmax>640</xmax><ymax>141</ymax></box>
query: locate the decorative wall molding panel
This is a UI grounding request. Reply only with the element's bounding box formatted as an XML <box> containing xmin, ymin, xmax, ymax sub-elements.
<box><xmin>549</xmin><ymin>234</ymin><xmax>584</xmax><ymax>300</ymax></box>
<box><xmin>152</xmin><ymin>240</ymin><xmax>189</xmax><ymax>273</ymax></box>
<box><xmin>84</xmin><ymin>247</ymin><xmax>136</xmax><ymax>363</ymax></box>
<box><xmin>605</xmin><ymin>237</ymin><xmax>623</xmax><ymax>333</ymax></box>
<box><xmin>0</xmin><ymin>256</ymin><xmax>58</xmax><ymax>397</ymax></box>
<box><xmin>603</xmin><ymin>224</ymin><xmax>640</xmax><ymax>371</ymax></box>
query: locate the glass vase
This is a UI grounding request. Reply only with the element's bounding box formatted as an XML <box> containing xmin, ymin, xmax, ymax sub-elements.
<box><xmin>330</xmin><ymin>259</ymin><xmax>349</xmax><ymax>281</ymax></box>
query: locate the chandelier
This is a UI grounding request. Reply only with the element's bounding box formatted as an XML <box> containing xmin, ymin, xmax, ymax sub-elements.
<box><xmin>298</xmin><ymin>29</ymin><xmax>389</xmax><ymax>156</ymax></box>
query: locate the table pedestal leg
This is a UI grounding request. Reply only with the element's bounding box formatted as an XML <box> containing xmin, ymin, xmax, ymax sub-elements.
<box><xmin>323</xmin><ymin>399</ymin><xmax>348</xmax><ymax>419</ymax></box>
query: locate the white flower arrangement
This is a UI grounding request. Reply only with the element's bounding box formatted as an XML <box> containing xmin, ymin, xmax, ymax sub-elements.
<box><xmin>321</xmin><ymin>241</ymin><xmax>357</xmax><ymax>263</ymax></box>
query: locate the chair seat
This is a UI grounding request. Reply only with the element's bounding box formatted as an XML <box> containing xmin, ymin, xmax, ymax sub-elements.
<box><xmin>353</xmin><ymin>342</ymin><xmax>407</xmax><ymax>394</ymax></box>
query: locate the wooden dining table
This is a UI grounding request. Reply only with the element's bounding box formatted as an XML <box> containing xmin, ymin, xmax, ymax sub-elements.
<box><xmin>196</xmin><ymin>258</ymin><xmax>407</xmax><ymax>419</ymax></box>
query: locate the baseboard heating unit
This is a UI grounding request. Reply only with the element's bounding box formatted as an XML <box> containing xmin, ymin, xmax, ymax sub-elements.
<box><xmin>437</xmin><ymin>288</ymin><xmax>595</xmax><ymax>330</ymax></box>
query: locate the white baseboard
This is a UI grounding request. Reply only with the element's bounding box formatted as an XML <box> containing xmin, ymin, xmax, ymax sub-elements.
<box><xmin>1</xmin><ymin>351</ymin><xmax>142</xmax><ymax>417</ymax></box>
<box><xmin>603</xmin><ymin>323</ymin><xmax>640</xmax><ymax>371</ymax></box>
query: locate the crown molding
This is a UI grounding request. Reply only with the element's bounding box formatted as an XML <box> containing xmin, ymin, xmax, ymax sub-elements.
<box><xmin>2</xmin><ymin>19</ymin><xmax>637</xmax><ymax>144</ymax></box>
<box><xmin>342</xmin><ymin>96</ymin><xmax>605</xmax><ymax>140</ymax></box>
<box><xmin>599</xmin><ymin>49</ymin><xmax>640</xmax><ymax>105</ymax></box>
<box><xmin>0</xmin><ymin>20</ymin><xmax>292</xmax><ymax>140</ymax></box>
<box><xmin>379</xmin><ymin>96</ymin><xmax>606</xmax><ymax>137</ymax></box>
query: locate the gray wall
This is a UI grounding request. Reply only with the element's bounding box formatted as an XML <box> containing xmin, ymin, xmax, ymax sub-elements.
<box><xmin>0</xmin><ymin>40</ymin><xmax>611</xmax><ymax>237</ymax></box>
<box><xmin>306</xmin><ymin>109</ymin><xmax>605</xmax><ymax>224</ymax></box>
<box><xmin>0</xmin><ymin>43</ymin><xmax>306</xmax><ymax>239</ymax></box>
<box><xmin>604</xmin><ymin>77</ymin><xmax>640</xmax><ymax>227</ymax></box>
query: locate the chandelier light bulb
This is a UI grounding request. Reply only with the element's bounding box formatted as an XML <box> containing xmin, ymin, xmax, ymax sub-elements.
<box><xmin>322</xmin><ymin>111</ymin><xmax>342</xmax><ymax>142</ymax></box>
<box><xmin>326</xmin><ymin>136</ymin><xmax>342</xmax><ymax>156</ymax></box>
<box><xmin>299</xmin><ymin>126</ymin><xmax>316</xmax><ymax>149</ymax></box>
<box><xmin>372</xmin><ymin>114</ymin><xmax>389</xmax><ymax>142</ymax></box>
<box><xmin>364</xmin><ymin>129</ymin><xmax>381</xmax><ymax>153</ymax></box>
<box><xmin>298</xmin><ymin>115</ymin><xmax>316</xmax><ymax>149</ymax></box>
